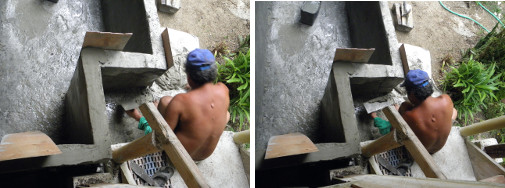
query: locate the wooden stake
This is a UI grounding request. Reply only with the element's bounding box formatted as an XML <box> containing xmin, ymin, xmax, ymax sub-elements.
<box><xmin>139</xmin><ymin>103</ymin><xmax>209</xmax><ymax>188</ymax></box>
<box><xmin>460</xmin><ymin>116</ymin><xmax>505</xmax><ymax>137</ymax></box>
<box><xmin>383</xmin><ymin>106</ymin><xmax>447</xmax><ymax>179</ymax></box>
<box><xmin>112</xmin><ymin>132</ymin><xmax>160</xmax><ymax>164</ymax></box>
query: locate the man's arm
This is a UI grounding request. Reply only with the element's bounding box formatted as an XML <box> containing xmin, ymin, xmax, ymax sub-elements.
<box><xmin>162</xmin><ymin>95</ymin><xmax>184</xmax><ymax>131</ymax></box>
<box><xmin>398</xmin><ymin>101</ymin><xmax>415</xmax><ymax>115</ymax></box>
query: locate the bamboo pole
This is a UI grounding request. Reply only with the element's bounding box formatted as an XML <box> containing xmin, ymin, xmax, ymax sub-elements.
<box><xmin>112</xmin><ymin>132</ymin><xmax>160</xmax><ymax>164</ymax></box>
<box><xmin>460</xmin><ymin>116</ymin><xmax>505</xmax><ymax>137</ymax></box>
<box><xmin>233</xmin><ymin>130</ymin><xmax>250</xmax><ymax>145</ymax></box>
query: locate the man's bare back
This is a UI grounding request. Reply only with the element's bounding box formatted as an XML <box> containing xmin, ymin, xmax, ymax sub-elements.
<box><xmin>158</xmin><ymin>82</ymin><xmax>230</xmax><ymax>161</ymax></box>
<box><xmin>399</xmin><ymin>94</ymin><xmax>454</xmax><ymax>154</ymax></box>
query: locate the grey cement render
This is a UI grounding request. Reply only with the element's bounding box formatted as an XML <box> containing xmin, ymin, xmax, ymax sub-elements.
<box><xmin>256</xmin><ymin>1</ymin><xmax>404</xmax><ymax>150</ymax></box>
<box><xmin>255</xmin><ymin>1</ymin><xmax>351</xmax><ymax>150</ymax></box>
<box><xmin>170</xmin><ymin>131</ymin><xmax>249</xmax><ymax>187</ymax></box>
<box><xmin>0</xmin><ymin>0</ymin><xmax>104</xmax><ymax>143</ymax></box>
<box><xmin>0</xmin><ymin>0</ymin><xmax>196</xmax><ymax>170</ymax></box>
<box><xmin>410</xmin><ymin>127</ymin><xmax>476</xmax><ymax>181</ymax></box>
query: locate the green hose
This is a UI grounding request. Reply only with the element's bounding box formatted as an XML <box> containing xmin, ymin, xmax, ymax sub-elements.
<box><xmin>439</xmin><ymin>1</ymin><xmax>490</xmax><ymax>33</ymax></box>
<box><xmin>477</xmin><ymin>2</ymin><xmax>505</xmax><ymax>28</ymax></box>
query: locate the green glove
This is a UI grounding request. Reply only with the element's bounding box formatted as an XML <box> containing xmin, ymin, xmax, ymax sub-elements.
<box><xmin>138</xmin><ymin>117</ymin><xmax>153</xmax><ymax>135</ymax></box>
<box><xmin>373</xmin><ymin>117</ymin><xmax>392</xmax><ymax>135</ymax></box>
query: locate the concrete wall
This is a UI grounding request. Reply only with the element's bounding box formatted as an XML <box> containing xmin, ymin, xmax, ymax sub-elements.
<box><xmin>102</xmin><ymin>0</ymin><xmax>152</xmax><ymax>54</ymax></box>
<box><xmin>100</xmin><ymin>0</ymin><xmax>169</xmax><ymax>90</ymax></box>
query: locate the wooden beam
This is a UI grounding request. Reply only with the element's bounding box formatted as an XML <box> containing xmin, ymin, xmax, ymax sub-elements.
<box><xmin>361</xmin><ymin>130</ymin><xmax>402</xmax><ymax>157</ymax></box>
<box><xmin>139</xmin><ymin>103</ymin><xmax>209</xmax><ymax>188</ymax></box>
<box><xmin>324</xmin><ymin>174</ymin><xmax>504</xmax><ymax>188</ymax></box>
<box><xmin>112</xmin><ymin>132</ymin><xmax>160</xmax><ymax>164</ymax></box>
<box><xmin>333</xmin><ymin>48</ymin><xmax>375</xmax><ymax>63</ymax></box>
<box><xmin>399</xmin><ymin>44</ymin><xmax>410</xmax><ymax>76</ymax></box>
<box><xmin>479</xmin><ymin>175</ymin><xmax>505</xmax><ymax>184</ymax></box>
<box><xmin>466</xmin><ymin>139</ymin><xmax>505</xmax><ymax>180</ymax></box>
<box><xmin>161</xmin><ymin>28</ymin><xmax>174</xmax><ymax>69</ymax></box>
<box><xmin>460</xmin><ymin>116</ymin><xmax>505</xmax><ymax>137</ymax></box>
<box><xmin>383</xmin><ymin>106</ymin><xmax>447</xmax><ymax>179</ymax></box>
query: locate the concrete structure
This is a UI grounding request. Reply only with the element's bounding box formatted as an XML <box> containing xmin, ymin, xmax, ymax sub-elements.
<box><xmin>256</xmin><ymin>2</ymin><xmax>404</xmax><ymax>186</ymax></box>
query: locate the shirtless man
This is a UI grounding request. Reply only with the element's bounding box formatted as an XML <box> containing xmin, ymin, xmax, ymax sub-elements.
<box><xmin>127</xmin><ymin>49</ymin><xmax>230</xmax><ymax>161</ymax></box>
<box><xmin>398</xmin><ymin>69</ymin><xmax>457</xmax><ymax>154</ymax></box>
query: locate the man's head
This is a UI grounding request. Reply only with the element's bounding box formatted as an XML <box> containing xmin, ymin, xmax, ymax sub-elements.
<box><xmin>185</xmin><ymin>49</ymin><xmax>217</xmax><ymax>87</ymax></box>
<box><xmin>401</xmin><ymin>69</ymin><xmax>433</xmax><ymax>103</ymax></box>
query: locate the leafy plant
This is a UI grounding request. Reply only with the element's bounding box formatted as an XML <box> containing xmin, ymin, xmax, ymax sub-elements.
<box><xmin>216</xmin><ymin>49</ymin><xmax>250</xmax><ymax>131</ymax></box>
<box><xmin>442</xmin><ymin>56</ymin><xmax>503</xmax><ymax>125</ymax></box>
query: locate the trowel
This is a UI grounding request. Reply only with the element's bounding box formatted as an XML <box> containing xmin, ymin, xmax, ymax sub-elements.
<box><xmin>264</xmin><ymin>132</ymin><xmax>319</xmax><ymax>159</ymax></box>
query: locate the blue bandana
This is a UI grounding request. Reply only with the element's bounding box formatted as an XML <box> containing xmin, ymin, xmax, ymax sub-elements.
<box><xmin>187</xmin><ymin>49</ymin><xmax>215</xmax><ymax>71</ymax></box>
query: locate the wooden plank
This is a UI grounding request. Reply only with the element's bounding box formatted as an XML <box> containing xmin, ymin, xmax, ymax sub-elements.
<box><xmin>265</xmin><ymin>133</ymin><xmax>318</xmax><ymax>159</ymax></box>
<box><xmin>383</xmin><ymin>106</ymin><xmax>447</xmax><ymax>179</ymax></box>
<box><xmin>139</xmin><ymin>103</ymin><xmax>209</xmax><ymax>188</ymax></box>
<box><xmin>333</xmin><ymin>48</ymin><xmax>375</xmax><ymax>63</ymax></box>
<box><xmin>361</xmin><ymin>130</ymin><xmax>402</xmax><ymax>157</ymax></box>
<box><xmin>485</xmin><ymin>144</ymin><xmax>505</xmax><ymax>158</ymax></box>
<box><xmin>120</xmin><ymin>162</ymin><xmax>136</xmax><ymax>185</ymax></box>
<box><xmin>256</xmin><ymin>143</ymin><xmax>359</xmax><ymax>171</ymax></box>
<box><xmin>368</xmin><ymin>156</ymin><xmax>383</xmax><ymax>175</ymax></box>
<box><xmin>161</xmin><ymin>28</ymin><xmax>174</xmax><ymax>69</ymax></box>
<box><xmin>82</xmin><ymin>31</ymin><xmax>132</xmax><ymax>51</ymax></box>
<box><xmin>460</xmin><ymin>116</ymin><xmax>505</xmax><ymax>137</ymax></box>
<box><xmin>324</xmin><ymin>174</ymin><xmax>505</xmax><ymax>188</ymax></box>
<box><xmin>0</xmin><ymin>131</ymin><xmax>61</xmax><ymax>161</ymax></box>
<box><xmin>480</xmin><ymin>175</ymin><xmax>505</xmax><ymax>184</ymax></box>
<box><xmin>466</xmin><ymin>139</ymin><xmax>505</xmax><ymax>180</ymax></box>
<box><xmin>112</xmin><ymin>132</ymin><xmax>160</xmax><ymax>164</ymax></box>
<box><xmin>399</xmin><ymin>44</ymin><xmax>410</xmax><ymax>76</ymax></box>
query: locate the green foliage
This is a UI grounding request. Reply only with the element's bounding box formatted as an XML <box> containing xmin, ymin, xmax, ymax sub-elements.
<box><xmin>467</xmin><ymin>25</ymin><xmax>505</xmax><ymax>77</ymax></box>
<box><xmin>216</xmin><ymin>49</ymin><xmax>250</xmax><ymax>131</ymax></box>
<box><xmin>442</xmin><ymin>56</ymin><xmax>504</xmax><ymax>125</ymax></box>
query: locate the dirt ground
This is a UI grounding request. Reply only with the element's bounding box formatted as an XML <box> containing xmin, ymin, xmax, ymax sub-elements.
<box><xmin>156</xmin><ymin>0</ymin><xmax>250</xmax><ymax>52</ymax></box>
<box><xmin>390</xmin><ymin>1</ymin><xmax>505</xmax><ymax>85</ymax></box>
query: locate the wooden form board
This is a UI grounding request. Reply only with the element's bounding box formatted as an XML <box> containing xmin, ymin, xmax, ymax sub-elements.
<box><xmin>82</xmin><ymin>31</ymin><xmax>132</xmax><ymax>51</ymax></box>
<box><xmin>161</xmin><ymin>28</ymin><xmax>174</xmax><ymax>69</ymax></box>
<box><xmin>265</xmin><ymin>133</ymin><xmax>318</xmax><ymax>159</ymax></box>
<box><xmin>0</xmin><ymin>131</ymin><xmax>61</xmax><ymax>162</ymax></box>
<box><xmin>382</xmin><ymin>106</ymin><xmax>447</xmax><ymax>179</ymax></box>
<box><xmin>466</xmin><ymin>139</ymin><xmax>505</xmax><ymax>180</ymax></box>
<box><xmin>139</xmin><ymin>103</ymin><xmax>209</xmax><ymax>188</ymax></box>
<box><xmin>333</xmin><ymin>48</ymin><xmax>375</xmax><ymax>63</ymax></box>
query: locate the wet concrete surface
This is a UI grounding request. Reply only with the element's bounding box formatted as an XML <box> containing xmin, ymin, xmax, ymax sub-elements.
<box><xmin>255</xmin><ymin>1</ymin><xmax>351</xmax><ymax>149</ymax></box>
<box><xmin>0</xmin><ymin>0</ymin><xmax>103</xmax><ymax>143</ymax></box>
